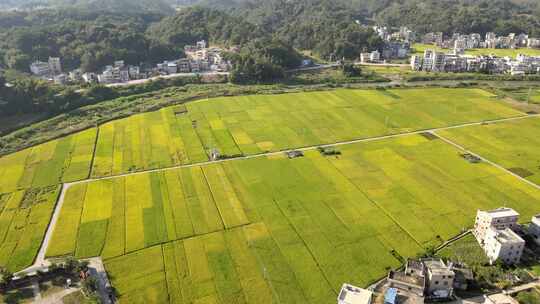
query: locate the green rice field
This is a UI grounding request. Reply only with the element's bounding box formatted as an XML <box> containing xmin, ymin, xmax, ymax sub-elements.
<box><xmin>0</xmin><ymin>128</ymin><xmax>96</xmax><ymax>194</ymax></box>
<box><xmin>2</xmin><ymin>86</ymin><xmax>540</xmax><ymax>300</ymax></box>
<box><xmin>0</xmin><ymin>88</ymin><xmax>525</xmax><ymax>193</ymax></box>
<box><xmin>90</xmin><ymin>88</ymin><xmax>523</xmax><ymax>177</ymax></box>
<box><xmin>438</xmin><ymin>117</ymin><xmax>540</xmax><ymax>184</ymax></box>
<box><xmin>52</xmin><ymin>133</ymin><xmax>540</xmax><ymax>303</ymax></box>
<box><xmin>0</xmin><ymin>186</ymin><xmax>60</xmax><ymax>271</ymax></box>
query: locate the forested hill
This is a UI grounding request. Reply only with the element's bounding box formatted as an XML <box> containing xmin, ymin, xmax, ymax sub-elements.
<box><xmin>0</xmin><ymin>0</ymin><xmax>172</xmax><ymax>13</ymax></box>
<box><xmin>375</xmin><ymin>0</ymin><xmax>540</xmax><ymax>36</ymax></box>
<box><xmin>146</xmin><ymin>6</ymin><xmax>262</xmax><ymax>48</ymax></box>
<box><xmin>194</xmin><ymin>0</ymin><xmax>540</xmax><ymax>36</ymax></box>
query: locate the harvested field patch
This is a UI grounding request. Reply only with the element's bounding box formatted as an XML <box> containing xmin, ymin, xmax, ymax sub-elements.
<box><xmin>508</xmin><ymin>167</ymin><xmax>534</xmax><ymax>178</ymax></box>
<box><xmin>420</xmin><ymin>132</ymin><xmax>439</xmax><ymax>141</ymax></box>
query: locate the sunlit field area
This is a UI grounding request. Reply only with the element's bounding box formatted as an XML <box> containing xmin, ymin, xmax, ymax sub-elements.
<box><xmin>0</xmin><ymin>186</ymin><xmax>60</xmax><ymax>271</ymax></box>
<box><xmin>0</xmin><ymin>129</ymin><xmax>96</xmax><ymax>194</ymax></box>
<box><xmin>51</xmin><ymin>134</ymin><xmax>540</xmax><ymax>303</ymax></box>
<box><xmin>0</xmin><ymin>88</ymin><xmax>524</xmax><ymax>195</ymax></box>
<box><xmin>89</xmin><ymin>88</ymin><xmax>521</xmax><ymax>177</ymax></box>
<box><xmin>438</xmin><ymin>116</ymin><xmax>540</xmax><ymax>184</ymax></box>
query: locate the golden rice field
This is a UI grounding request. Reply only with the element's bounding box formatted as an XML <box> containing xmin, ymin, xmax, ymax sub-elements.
<box><xmin>0</xmin><ymin>88</ymin><xmax>523</xmax><ymax>195</ymax></box>
<box><xmin>1</xmin><ymin>87</ymin><xmax>540</xmax><ymax>304</ymax></box>
<box><xmin>0</xmin><ymin>128</ymin><xmax>96</xmax><ymax>194</ymax></box>
<box><xmin>0</xmin><ymin>186</ymin><xmax>60</xmax><ymax>271</ymax></box>
<box><xmin>438</xmin><ymin>116</ymin><xmax>540</xmax><ymax>185</ymax></box>
<box><xmin>50</xmin><ymin>133</ymin><xmax>540</xmax><ymax>303</ymax></box>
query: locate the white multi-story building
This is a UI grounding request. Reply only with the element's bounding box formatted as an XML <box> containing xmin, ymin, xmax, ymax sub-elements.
<box><xmin>82</xmin><ymin>72</ymin><xmax>97</xmax><ymax>83</ymax></box>
<box><xmin>528</xmin><ymin>38</ymin><xmax>540</xmax><ymax>49</ymax></box>
<box><xmin>337</xmin><ymin>284</ymin><xmax>372</xmax><ymax>304</ymax></box>
<box><xmin>196</xmin><ymin>40</ymin><xmax>207</xmax><ymax>50</ymax></box>
<box><xmin>474</xmin><ymin>207</ymin><xmax>524</xmax><ymax>265</ymax></box>
<box><xmin>48</xmin><ymin>57</ymin><xmax>62</xmax><ymax>75</ymax></box>
<box><xmin>483</xmin><ymin>227</ymin><xmax>524</xmax><ymax>265</ymax></box>
<box><xmin>423</xmin><ymin>259</ymin><xmax>454</xmax><ymax>299</ymax></box>
<box><xmin>98</xmin><ymin>69</ymin><xmax>115</xmax><ymax>84</ymax></box>
<box><xmin>369</xmin><ymin>50</ymin><xmax>380</xmax><ymax>62</ymax></box>
<box><xmin>410</xmin><ymin>55</ymin><xmax>422</xmax><ymax>71</ymax></box>
<box><xmin>474</xmin><ymin>208</ymin><xmax>519</xmax><ymax>244</ymax></box>
<box><xmin>422</xmin><ymin>50</ymin><xmax>445</xmax><ymax>72</ymax></box>
<box><xmin>527</xmin><ymin>215</ymin><xmax>540</xmax><ymax>246</ymax></box>
<box><xmin>29</xmin><ymin>61</ymin><xmax>51</xmax><ymax>76</ymax></box>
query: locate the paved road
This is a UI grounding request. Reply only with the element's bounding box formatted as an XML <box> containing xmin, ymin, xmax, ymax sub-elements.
<box><xmin>35</xmin><ymin>287</ymin><xmax>79</xmax><ymax>304</ymax></box>
<box><xmin>435</xmin><ymin>131</ymin><xmax>540</xmax><ymax>191</ymax></box>
<box><xmin>503</xmin><ymin>279</ymin><xmax>540</xmax><ymax>295</ymax></box>
<box><xmin>286</xmin><ymin>62</ymin><xmax>408</xmax><ymax>73</ymax></box>
<box><xmin>87</xmin><ymin>257</ymin><xmax>114</xmax><ymax>304</ymax></box>
<box><xmin>106</xmin><ymin>71</ymin><xmax>230</xmax><ymax>88</ymax></box>
<box><xmin>18</xmin><ymin>112</ymin><xmax>540</xmax><ymax>284</ymax></box>
<box><xmin>65</xmin><ymin>113</ymin><xmax>540</xmax><ymax>187</ymax></box>
<box><xmin>16</xmin><ymin>183</ymin><xmax>72</xmax><ymax>277</ymax></box>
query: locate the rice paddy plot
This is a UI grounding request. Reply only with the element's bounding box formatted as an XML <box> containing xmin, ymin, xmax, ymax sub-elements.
<box><xmin>0</xmin><ymin>128</ymin><xmax>97</xmax><ymax>194</ymax></box>
<box><xmin>88</xmin><ymin>88</ymin><xmax>523</xmax><ymax>178</ymax></box>
<box><xmin>437</xmin><ymin>117</ymin><xmax>540</xmax><ymax>185</ymax></box>
<box><xmin>327</xmin><ymin>133</ymin><xmax>540</xmax><ymax>248</ymax></box>
<box><xmin>183</xmin><ymin>88</ymin><xmax>521</xmax><ymax>158</ymax></box>
<box><xmin>0</xmin><ymin>186</ymin><xmax>60</xmax><ymax>272</ymax></box>
<box><xmin>93</xmin><ymin>132</ymin><xmax>540</xmax><ymax>303</ymax></box>
<box><xmin>105</xmin><ymin>224</ymin><xmax>312</xmax><ymax>304</ymax></box>
<box><xmin>47</xmin><ymin>165</ymin><xmax>252</xmax><ymax>260</ymax></box>
<box><xmin>91</xmin><ymin>107</ymin><xmax>208</xmax><ymax>177</ymax></box>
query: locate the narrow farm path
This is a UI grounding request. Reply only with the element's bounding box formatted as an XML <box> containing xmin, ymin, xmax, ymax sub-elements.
<box><xmin>434</xmin><ymin>131</ymin><xmax>540</xmax><ymax>191</ymax></box>
<box><xmin>21</xmin><ymin>112</ymin><xmax>540</xmax><ymax>276</ymax></box>
<box><xmin>68</xmin><ymin>113</ymin><xmax>540</xmax><ymax>186</ymax></box>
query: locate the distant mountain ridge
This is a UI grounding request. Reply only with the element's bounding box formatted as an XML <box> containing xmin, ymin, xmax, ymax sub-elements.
<box><xmin>0</xmin><ymin>0</ymin><xmax>172</xmax><ymax>12</ymax></box>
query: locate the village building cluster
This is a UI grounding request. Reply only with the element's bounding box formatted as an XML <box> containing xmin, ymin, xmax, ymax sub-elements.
<box><xmin>411</xmin><ymin>32</ymin><xmax>540</xmax><ymax>75</ymax></box>
<box><xmin>337</xmin><ymin>206</ymin><xmax>540</xmax><ymax>304</ymax></box>
<box><xmin>28</xmin><ymin>40</ymin><xmax>231</xmax><ymax>85</ymax></box>
<box><xmin>360</xmin><ymin>26</ymin><xmax>414</xmax><ymax>63</ymax></box>
<box><xmin>339</xmin><ymin>258</ymin><xmax>472</xmax><ymax>304</ymax></box>
<box><xmin>410</xmin><ymin>49</ymin><xmax>540</xmax><ymax>75</ymax></box>
<box><xmin>423</xmin><ymin>32</ymin><xmax>540</xmax><ymax>51</ymax></box>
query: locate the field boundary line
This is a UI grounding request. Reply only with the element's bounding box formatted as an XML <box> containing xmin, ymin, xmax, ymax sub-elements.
<box><xmin>325</xmin><ymin>158</ymin><xmax>425</xmax><ymax>249</ymax></box>
<box><xmin>271</xmin><ymin>198</ymin><xmax>338</xmax><ymax>297</ymax></box>
<box><xmin>87</xmin><ymin>126</ymin><xmax>100</xmax><ymax>180</ymax></box>
<box><xmin>20</xmin><ymin>184</ymin><xmax>68</xmax><ymax>275</ymax></box>
<box><xmin>96</xmin><ymin>222</ymin><xmax>256</xmax><ymax>263</ymax></box>
<box><xmin>433</xmin><ymin>131</ymin><xmax>540</xmax><ymax>191</ymax></box>
<box><xmin>64</xmin><ymin>113</ymin><xmax>540</xmax><ymax>187</ymax></box>
<box><xmin>23</xmin><ymin>113</ymin><xmax>540</xmax><ymax>275</ymax></box>
<box><xmin>173</xmin><ymin>170</ymin><xmax>196</xmax><ymax>238</ymax></box>
<box><xmin>200</xmin><ymin>167</ymin><xmax>227</xmax><ymax>230</ymax></box>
